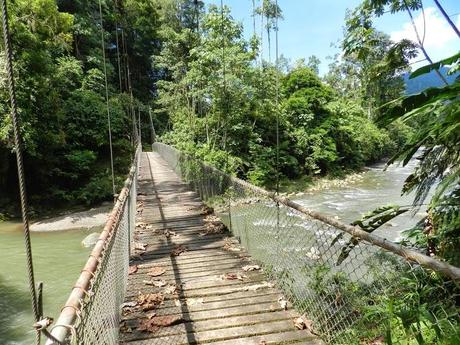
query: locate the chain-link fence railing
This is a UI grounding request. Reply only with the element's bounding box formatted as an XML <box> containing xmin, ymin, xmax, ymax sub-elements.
<box><xmin>46</xmin><ymin>146</ymin><xmax>140</xmax><ymax>345</ymax></box>
<box><xmin>153</xmin><ymin>142</ymin><xmax>460</xmax><ymax>345</ymax></box>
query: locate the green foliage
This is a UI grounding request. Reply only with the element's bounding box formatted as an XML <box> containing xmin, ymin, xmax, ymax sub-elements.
<box><xmin>333</xmin><ymin>205</ymin><xmax>409</xmax><ymax>265</ymax></box>
<box><xmin>341</xmin><ymin>5</ymin><xmax>417</xmax><ymax>118</ymax></box>
<box><xmin>0</xmin><ymin>0</ymin><xmax>159</xmax><ymax>211</ymax></box>
<box><xmin>305</xmin><ymin>251</ymin><xmax>460</xmax><ymax>345</ymax></box>
<box><xmin>379</xmin><ymin>52</ymin><xmax>460</xmax><ymax>266</ymax></box>
<box><xmin>154</xmin><ymin>2</ymin><xmax>406</xmax><ymax>189</ymax></box>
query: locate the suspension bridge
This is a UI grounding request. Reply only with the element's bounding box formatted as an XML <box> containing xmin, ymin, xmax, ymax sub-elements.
<box><xmin>1</xmin><ymin>0</ymin><xmax>459</xmax><ymax>343</ymax></box>
<box><xmin>37</xmin><ymin>142</ymin><xmax>457</xmax><ymax>345</ymax></box>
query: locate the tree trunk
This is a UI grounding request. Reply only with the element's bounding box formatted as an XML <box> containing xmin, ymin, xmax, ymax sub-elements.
<box><xmin>267</xmin><ymin>26</ymin><xmax>271</xmax><ymax>63</ymax></box>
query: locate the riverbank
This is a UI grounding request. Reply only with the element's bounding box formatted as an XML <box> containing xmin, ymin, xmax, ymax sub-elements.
<box><xmin>278</xmin><ymin>169</ymin><xmax>367</xmax><ymax>198</ymax></box>
<box><xmin>29</xmin><ymin>204</ymin><xmax>112</xmax><ymax>232</ymax></box>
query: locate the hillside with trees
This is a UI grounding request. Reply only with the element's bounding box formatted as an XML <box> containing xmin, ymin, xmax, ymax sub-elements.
<box><xmin>0</xmin><ymin>0</ymin><xmax>159</xmax><ymax>212</ymax></box>
<box><xmin>0</xmin><ymin>0</ymin><xmax>451</xmax><ymax>227</ymax></box>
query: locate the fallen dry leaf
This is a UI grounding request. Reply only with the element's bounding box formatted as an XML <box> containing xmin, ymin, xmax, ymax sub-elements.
<box><xmin>259</xmin><ymin>341</ymin><xmax>267</xmax><ymax>345</ymax></box>
<box><xmin>223</xmin><ymin>239</ymin><xmax>241</xmax><ymax>252</ymax></box>
<box><xmin>153</xmin><ymin>315</ymin><xmax>183</xmax><ymax>327</ymax></box>
<box><xmin>200</xmin><ymin>206</ymin><xmax>214</xmax><ymax>215</ymax></box>
<box><xmin>120</xmin><ymin>322</ymin><xmax>133</xmax><ymax>333</ymax></box>
<box><xmin>137</xmin><ymin>293</ymin><xmax>164</xmax><ymax>311</ymax></box>
<box><xmin>137</xmin><ymin>315</ymin><xmax>183</xmax><ymax>333</ymax></box>
<box><xmin>248</xmin><ymin>282</ymin><xmax>273</xmax><ymax>291</ymax></box>
<box><xmin>146</xmin><ymin>312</ymin><xmax>157</xmax><ymax>319</ymax></box>
<box><xmin>135</xmin><ymin>222</ymin><xmax>153</xmax><ymax>230</ymax></box>
<box><xmin>242</xmin><ymin>265</ymin><xmax>260</xmax><ymax>272</ymax></box>
<box><xmin>221</xmin><ymin>273</ymin><xmax>246</xmax><ymax>281</ymax></box>
<box><xmin>170</xmin><ymin>245</ymin><xmax>187</xmax><ymax>257</ymax></box>
<box><xmin>147</xmin><ymin>267</ymin><xmax>166</xmax><ymax>277</ymax></box>
<box><xmin>122</xmin><ymin>307</ymin><xmax>136</xmax><ymax>316</ymax></box>
<box><xmin>131</xmin><ymin>253</ymin><xmax>144</xmax><ymax>261</ymax></box>
<box><xmin>294</xmin><ymin>315</ymin><xmax>314</xmax><ymax>332</ymax></box>
<box><xmin>146</xmin><ymin>279</ymin><xmax>167</xmax><ymax>287</ymax></box>
<box><xmin>163</xmin><ymin>284</ymin><xmax>180</xmax><ymax>295</ymax></box>
<box><xmin>128</xmin><ymin>265</ymin><xmax>138</xmax><ymax>275</ymax></box>
<box><xmin>137</xmin><ymin>319</ymin><xmax>158</xmax><ymax>332</ymax></box>
<box><xmin>121</xmin><ymin>301</ymin><xmax>137</xmax><ymax>308</ymax></box>
<box><xmin>163</xmin><ymin>229</ymin><xmax>176</xmax><ymax>238</ymax></box>
<box><xmin>237</xmin><ymin>282</ymin><xmax>274</xmax><ymax>292</ymax></box>
<box><xmin>203</xmin><ymin>215</ymin><xmax>228</xmax><ymax>234</ymax></box>
<box><xmin>134</xmin><ymin>242</ymin><xmax>147</xmax><ymax>251</ymax></box>
<box><xmin>278</xmin><ymin>296</ymin><xmax>288</xmax><ymax>310</ymax></box>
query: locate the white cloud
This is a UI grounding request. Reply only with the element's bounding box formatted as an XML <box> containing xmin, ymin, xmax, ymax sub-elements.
<box><xmin>390</xmin><ymin>7</ymin><xmax>460</xmax><ymax>66</ymax></box>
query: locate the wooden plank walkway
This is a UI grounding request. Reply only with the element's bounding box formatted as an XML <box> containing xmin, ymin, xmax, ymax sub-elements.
<box><xmin>119</xmin><ymin>151</ymin><xmax>321</xmax><ymax>345</ymax></box>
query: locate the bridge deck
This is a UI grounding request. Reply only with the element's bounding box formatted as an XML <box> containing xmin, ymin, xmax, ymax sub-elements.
<box><xmin>119</xmin><ymin>152</ymin><xmax>321</xmax><ymax>345</ymax></box>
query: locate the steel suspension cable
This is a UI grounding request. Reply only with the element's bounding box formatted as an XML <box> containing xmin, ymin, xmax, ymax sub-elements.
<box><xmin>433</xmin><ymin>0</ymin><xmax>460</xmax><ymax>39</ymax></box>
<box><xmin>275</xmin><ymin>0</ymin><xmax>280</xmax><ymax>197</ymax></box>
<box><xmin>260</xmin><ymin>0</ymin><xmax>264</xmax><ymax>66</ymax></box>
<box><xmin>220</xmin><ymin>0</ymin><xmax>229</xmax><ymax>154</ymax></box>
<box><xmin>220</xmin><ymin>0</ymin><xmax>233</xmax><ymax>232</ymax></box>
<box><xmin>0</xmin><ymin>0</ymin><xmax>40</xmax><ymax>342</ymax></box>
<box><xmin>121</xmin><ymin>28</ymin><xmax>138</xmax><ymax>145</ymax></box>
<box><xmin>138</xmin><ymin>106</ymin><xmax>142</xmax><ymax>145</ymax></box>
<box><xmin>274</xmin><ymin>0</ymin><xmax>281</xmax><ymax>233</ymax></box>
<box><xmin>98</xmin><ymin>0</ymin><xmax>116</xmax><ymax>197</ymax></box>
<box><xmin>115</xmin><ymin>22</ymin><xmax>123</xmax><ymax>92</ymax></box>
<box><xmin>402</xmin><ymin>0</ymin><xmax>448</xmax><ymax>85</ymax></box>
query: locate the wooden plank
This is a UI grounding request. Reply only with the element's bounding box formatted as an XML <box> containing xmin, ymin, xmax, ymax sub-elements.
<box><xmin>126</xmin><ymin>280</ymin><xmax>276</xmax><ymax>300</ymax></box>
<box><xmin>131</xmin><ymin>247</ymin><xmax>243</xmax><ymax>261</ymax></box>
<box><xmin>134</xmin><ymin>256</ymin><xmax>248</xmax><ymax>269</ymax></box>
<box><xmin>123</xmin><ymin>320</ymin><xmax>311</xmax><ymax>344</ymax></box>
<box><xmin>201</xmin><ymin>331</ymin><xmax>322</xmax><ymax>345</ymax></box>
<box><xmin>122</xmin><ymin>301</ymin><xmax>288</xmax><ymax>323</ymax></box>
<box><xmin>121</xmin><ymin>293</ymin><xmax>281</xmax><ymax>323</ymax></box>
<box><xmin>128</xmin><ymin>271</ymin><xmax>264</xmax><ymax>288</ymax></box>
<box><xmin>131</xmin><ymin>260</ymin><xmax>251</xmax><ymax>277</ymax></box>
<box><xmin>122</xmin><ymin>291</ymin><xmax>280</xmax><ymax>317</ymax></box>
<box><xmin>122</xmin><ymin>310</ymin><xmax>300</xmax><ymax>342</ymax></box>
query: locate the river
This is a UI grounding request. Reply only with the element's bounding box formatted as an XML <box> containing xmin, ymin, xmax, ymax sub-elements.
<box><xmin>0</xmin><ymin>160</ymin><xmax>421</xmax><ymax>344</ymax></box>
<box><xmin>0</xmin><ymin>224</ymin><xmax>94</xmax><ymax>344</ymax></box>
<box><xmin>294</xmin><ymin>159</ymin><xmax>423</xmax><ymax>241</ymax></box>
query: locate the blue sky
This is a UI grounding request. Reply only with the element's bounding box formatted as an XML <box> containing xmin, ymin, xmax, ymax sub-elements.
<box><xmin>205</xmin><ymin>0</ymin><xmax>460</xmax><ymax>75</ymax></box>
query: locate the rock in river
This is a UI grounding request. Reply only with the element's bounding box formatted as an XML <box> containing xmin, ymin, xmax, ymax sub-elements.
<box><xmin>82</xmin><ymin>232</ymin><xmax>100</xmax><ymax>248</ymax></box>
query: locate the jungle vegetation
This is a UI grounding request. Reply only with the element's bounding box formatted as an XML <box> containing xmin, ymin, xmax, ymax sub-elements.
<box><xmin>0</xmin><ymin>0</ymin><xmax>459</xmax><ymax>343</ymax></box>
<box><xmin>0</xmin><ymin>1</ymin><xmax>457</xmax><ymax>271</ymax></box>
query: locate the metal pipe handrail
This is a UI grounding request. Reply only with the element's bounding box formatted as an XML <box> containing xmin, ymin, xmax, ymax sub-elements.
<box><xmin>46</xmin><ymin>145</ymin><xmax>141</xmax><ymax>344</ymax></box>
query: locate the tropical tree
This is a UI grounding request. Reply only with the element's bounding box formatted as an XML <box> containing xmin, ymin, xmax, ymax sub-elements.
<box><xmin>382</xmin><ymin>53</ymin><xmax>460</xmax><ymax>264</ymax></box>
<box><xmin>255</xmin><ymin>0</ymin><xmax>282</xmax><ymax>63</ymax></box>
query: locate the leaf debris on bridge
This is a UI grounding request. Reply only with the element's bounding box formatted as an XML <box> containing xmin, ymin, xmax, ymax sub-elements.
<box><xmin>119</xmin><ymin>151</ymin><xmax>321</xmax><ymax>345</ymax></box>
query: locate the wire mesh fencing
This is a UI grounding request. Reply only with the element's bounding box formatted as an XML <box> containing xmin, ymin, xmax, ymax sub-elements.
<box><xmin>46</xmin><ymin>146</ymin><xmax>140</xmax><ymax>345</ymax></box>
<box><xmin>153</xmin><ymin>142</ymin><xmax>460</xmax><ymax>345</ymax></box>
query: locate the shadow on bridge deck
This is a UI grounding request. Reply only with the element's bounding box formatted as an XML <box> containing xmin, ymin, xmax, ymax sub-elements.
<box><xmin>119</xmin><ymin>151</ymin><xmax>321</xmax><ymax>345</ymax></box>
